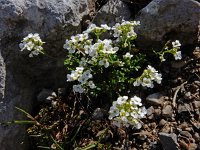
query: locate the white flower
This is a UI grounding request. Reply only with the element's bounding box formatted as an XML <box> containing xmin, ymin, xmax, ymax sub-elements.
<box><xmin>172</xmin><ymin>40</ymin><xmax>181</xmax><ymax>48</ymax></box>
<box><xmin>112</xmin><ymin>101</ymin><xmax>118</xmax><ymax>107</ymax></box>
<box><xmin>120</xmin><ymin>109</ymin><xmax>129</xmax><ymax>117</ymax></box>
<box><xmin>123</xmin><ymin>52</ymin><xmax>133</xmax><ymax>58</ymax></box>
<box><xmin>19</xmin><ymin>43</ymin><xmax>25</xmax><ymax>49</ymax></box>
<box><xmin>77</xmin><ymin>33</ymin><xmax>88</xmax><ymax>41</ymax></box>
<box><xmin>130</xmin><ymin>96</ymin><xmax>142</xmax><ymax>106</ymax></box>
<box><xmin>70</xmin><ymin>36</ymin><xmax>77</xmax><ymax>43</ymax></box>
<box><xmin>101</xmin><ymin>24</ymin><xmax>111</xmax><ymax>30</ymax></box>
<box><xmin>127</xmin><ymin>30</ymin><xmax>137</xmax><ymax>38</ymax></box>
<box><xmin>174</xmin><ymin>51</ymin><xmax>182</xmax><ymax>60</ymax></box>
<box><xmin>130</xmin><ymin>112</ymin><xmax>139</xmax><ymax>119</ymax></box>
<box><xmin>154</xmin><ymin>73</ymin><xmax>162</xmax><ymax>84</ymax></box>
<box><xmin>67</xmin><ymin>71</ymin><xmax>79</xmax><ymax>81</ymax></box>
<box><xmin>132</xmin><ymin>21</ymin><xmax>140</xmax><ymax>26</ymax></box>
<box><xmin>88</xmin><ymin>81</ymin><xmax>96</xmax><ymax>89</ymax></box>
<box><xmin>98</xmin><ymin>59</ymin><xmax>109</xmax><ymax>68</ymax></box>
<box><xmin>78</xmin><ymin>76</ymin><xmax>89</xmax><ymax>84</ymax></box>
<box><xmin>135</xmin><ymin>122</ymin><xmax>142</xmax><ymax>129</ymax></box>
<box><xmin>112</xmin><ymin>117</ymin><xmax>122</xmax><ymax>127</ymax></box>
<box><xmin>138</xmin><ymin>107</ymin><xmax>147</xmax><ymax>118</ymax></box>
<box><xmin>76</xmin><ymin>67</ymin><xmax>84</xmax><ymax>74</ymax></box>
<box><xmin>121</xmin><ymin>116</ymin><xmax>128</xmax><ymax>122</ymax></box>
<box><xmin>85</xmin><ymin>24</ymin><xmax>97</xmax><ymax>33</ymax></box>
<box><xmin>73</xmin><ymin>84</ymin><xmax>84</xmax><ymax>93</ymax></box>
<box><xmin>63</xmin><ymin>40</ymin><xmax>75</xmax><ymax>53</ymax></box>
<box><xmin>109</xmin><ymin>106</ymin><xmax>119</xmax><ymax>119</ymax></box>
<box><xmin>83</xmin><ymin>70</ymin><xmax>92</xmax><ymax>79</ymax></box>
<box><xmin>29</xmin><ymin>50</ymin><xmax>40</xmax><ymax>57</ymax></box>
<box><xmin>79</xmin><ymin>57</ymin><xmax>87</xmax><ymax>66</ymax></box>
<box><xmin>133</xmin><ymin>78</ymin><xmax>142</xmax><ymax>87</ymax></box>
<box><xmin>141</xmin><ymin>77</ymin><xmax>154</xmax><ymax>88</ymax></box>
<box><xmin>26</xmin><ymin>41</ymin><xmax>35</xmax><ymax>51</ymax></box>
<box><xmin>147</xmin><ymin>65</ymin><xmax>157</xmax><ymax>74</ymax></box>
<box><xmin>67</xmin><ymin>67</ymin><xmax>84</xmax><ymax>82</ymax></box>
<box><xmin>117</xmin><ymin>96</ymin><xmax>128</xmax><ymax>105</ymax></box>
<box><xmin>159</xmin><ymin>55</ymin><xmax>166</xmax><ymax>62</ymax></box>
<box><xmin>78</xmin><ymin>70</ymin><xmax>92</xmax><ymax>84</ymax></box>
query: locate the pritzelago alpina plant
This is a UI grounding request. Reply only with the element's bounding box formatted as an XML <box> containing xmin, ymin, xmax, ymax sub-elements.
<box><xmin>133</xmin><ymin>65</ymin><xmax>162</xmax><ymax>88</ymax></box>
<box><xmin>108</xmin><ymin>96</ymin><xmax>147</xmax><ymax>128</ymax></box>
<box><xmin>19</xmin><ymin>20</ymin><xmax>182</xmax><ymax>129</ymax></box>
<box><xmin>19</xmin><ymin>33</ymin><xmax>45</xmax><ymax>57</ymax></box>
<box><xmin>154</xmin><ymin>40</ymin><xmax>182</xmax><ymax>62</ymax></box>
<box><xmin>63</xmin><ymin>21</ymin><xmax>147</xmax><ymax>97</ymax></box>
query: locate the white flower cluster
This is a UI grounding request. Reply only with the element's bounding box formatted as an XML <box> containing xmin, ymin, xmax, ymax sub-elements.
<box><xmin>112</xmin><ymin>20</ymin><xmax>140</xmax><ymax>42</ymax></box>
<box><xmin>64</xmin><ymin>20</ymin><xmax>161</xmax><ymax>94</ymax></box>
<box><xmin>123</xmin><ymin>52</ymin><xmax>133</xmax><ymax>59</ymax></box>
<box><xmin>133</xmin><ymin>65</ymin><xmax>162</xmax><ymax>88</ymax></box>
<box><xmin>65</xmin><ymin>36</ymin><xmax>121</xmax><ymax>93</ymax></box>
<box><xmin>63</xmin><ymin>33</ymin><xmax>91</xmax><ymax>54</ymax></box>
<box><xmin>19</xmin><ymin>33</ymin><xmax>45</xmax><ymax>57</ymax></box>
<box><xmin>84</xmin><ymin>24</ymin><xmax>111</xmax><ymax>34</ymax></box>
<box><xmin>159</xmin><ymin>40</ymin><xmax>182</xmax><ymax>62</ymax></box>
<box><xmin>67</xmin><ymin>67</ymin><xmax>95</xmax><ymax>93</ymax></box>
<box><xmin>108</xmin><ymin>96</ymin><xmax>147</xmax><ymax>128</ymax></box>
<box><xmin>172</xmin><ymin>40</ymin><xmax>182</xmax><ymax>60</ymax></box>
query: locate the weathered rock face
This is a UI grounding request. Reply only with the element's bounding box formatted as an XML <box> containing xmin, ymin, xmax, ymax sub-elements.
<box><xmin>135</xmin><ymin>0</ymin><xmax>200</xmax><ymax>47</ymax></box>
<box><xmin>92</xmin><ymin>0</ymin><xmax>132</xmax><ymax>26</ymax></box>
<box><xmin>0</xmin><ymin>0</ymin><xmax>89</xmax><ymax>149</ymax></box>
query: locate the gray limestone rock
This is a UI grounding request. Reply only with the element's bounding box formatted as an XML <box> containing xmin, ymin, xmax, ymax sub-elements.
<box><xmin>92</xmin><ymin>108</ymin><xmax>104</xmax><ymax>120</ymax></box>
<box><xmin>92</xmin><ymin>0</ymin><xmax>132</xmax><ymax>27</ymax></box>
<box><xmin>159</xmin><ymin>132</ymin><xmax>179</xmax><ymax>150</ymax></box>
<box><xmin>0</xmin><ymin>0</ymin><xmax>89</xmax><ymax>149</ymax></box>
<box><xmin>37</xmin><ymin>89</ymin><xmax>56</xmax><ymax>103</ymax></box>
<box><xmin>135</xmin><ymin>0</ymin><xmax>200</xmax><ymax>47</ymax></box>
<box><xmin>146</xmin><ymin>92</ymin><xmax>165</xmax><ymax>105</ymax></box>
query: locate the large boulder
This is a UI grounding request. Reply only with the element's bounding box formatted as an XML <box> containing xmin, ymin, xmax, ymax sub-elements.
<box><xmin>0</xmin><ymin>0</ymin><xmax>89</xmax><ymax>149</ymax></box>
<box><xmin>135</xmin><ymin>0</ymin><xmax>200</xmax><ymax>47</ymax></box>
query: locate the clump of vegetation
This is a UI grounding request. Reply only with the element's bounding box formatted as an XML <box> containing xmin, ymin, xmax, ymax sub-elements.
<box><xmin>18</xmin><ymin>20</ymin><xmax>181</xmax><ymax>149</ymax></box>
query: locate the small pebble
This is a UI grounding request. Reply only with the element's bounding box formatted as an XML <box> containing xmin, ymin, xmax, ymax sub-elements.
<box><xmin>159</xmin><ymin>119</ymin><xmax>167</xmax><ymax>126</ymax></box>
<box><xmin>179</xmin><ymin>140</ymin><xmax>188</xmax><ymax>149</ymax></box>
<box><xmin>180</xmin><ymin>131</ymin><xmax>192</xmax><ymax>138</ymax></box>
<box><xmin>178</xmin><ymin>103</ymin><xmax>192</xmax><ymax>113</ymax></box>
<box><xmin>146</xmin><ymin>93</ymin><xmax>165</xmax><ymax>105</ymax></box>
<box><xmin>154</xmin><ymin>109</ymin><xmax>161</xmax><ymax>116</ymax></box>
<box><xmin>185</xmin><ymin>127</ymin><xmax>193</xmax><ymax>132</ymax></box>
<box><xmin>189</xmin><ymin>138</ymin><xmax>195</xmax><ymax>143</ymax></box>
<box><xmin>161</xmin><ymin>124</ymin><xmax>171</xmax><ymax>133</ymax></box>
<box><xmin>151</xmin><ymin>122</ymin><xmax>157</xmax><ymax>128</ymax></box>
<box><xmin>148</xmin><ymin>114</ymin><xmax>154</xmax><ymax>120</ymax></box>
<box><xmin>137</xmin><ymin>135</ymin><xmax>147</xmax><ymax>141</ymax></box>
<box><xmin>188</xmin><ymin>143</ymin><xmax>197</xmax><ymax>150</ymax></box>
<box><xmin>193</xmin><ymin>132</ymin><xmax>200</xmax><ymax>142</ymax></box>
<box><xmin>179</xmin><ymin>122</ymin><xmax>188</xmax><ymax>129</ymax></box>
<box><xmin>147</xmin><ymin>106</ymin><xmax>154</xmax><ymax>116</ymax></box>
<box><xmin>92</xmin><ymin>108</ymin><xmax>104</xmax><ymax>120</ymax></box>
<box><xmin>162</xmin><ymin>105</ymin><xmax>173</xmax><ymax>117</ymax></box>
<box><xmin>193</xmin><ymin>101</ymin><xmax>200</xmax><ymax>109</ymax></box>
